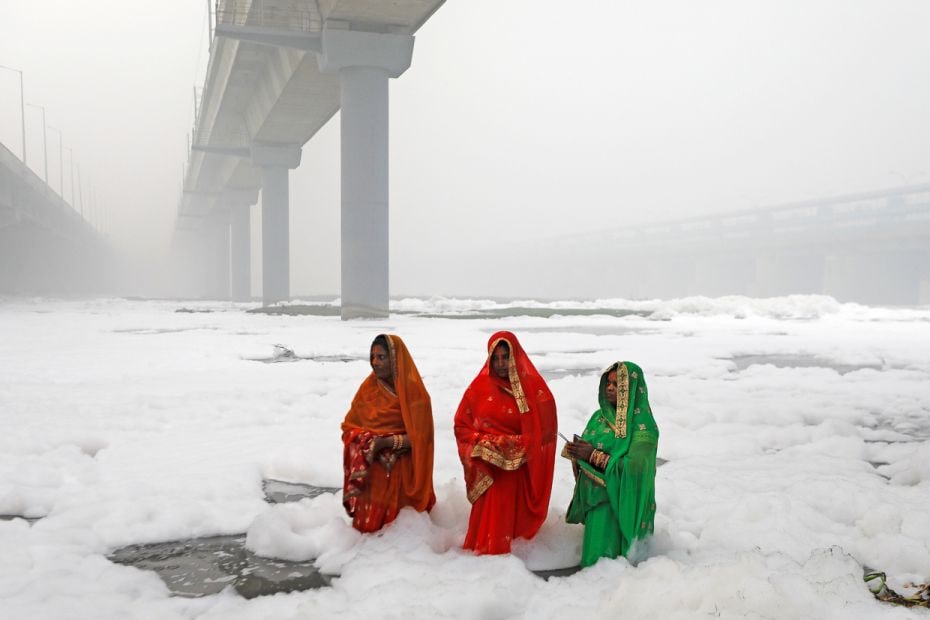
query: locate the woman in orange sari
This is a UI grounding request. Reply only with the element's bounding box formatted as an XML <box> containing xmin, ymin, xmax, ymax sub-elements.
<box><xmin>454</xmin><ymin>331</ymin><xmax>558</xmax><ymax>554</ymax></box>
<box><xmin>341</xmin><ymin>334</ymin><xmax>435</xmax><ymax>532</ymax></box>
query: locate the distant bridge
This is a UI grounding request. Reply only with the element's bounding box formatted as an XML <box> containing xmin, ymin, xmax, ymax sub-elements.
<box><xmin>542</xmin><ymin>184</ymin><xmax>930</xmax><ymax>305</ymax></box>
<box><xmin>0</xmin><ymin>142</ymin><xmax>113</xmax><ymax>295</ymax></box>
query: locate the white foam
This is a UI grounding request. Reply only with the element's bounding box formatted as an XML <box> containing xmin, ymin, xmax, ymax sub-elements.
<box><xmin>0</xmin><ymin>295</ymin><xmax>928</xmax><ymax>618</ymax></box>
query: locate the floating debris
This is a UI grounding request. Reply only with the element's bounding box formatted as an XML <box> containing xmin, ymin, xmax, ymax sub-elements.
<box><xmin>272</xmin><ymin>344</ymin><xmax>296</xmax><ymax>361</ymax></box>
<box><xmin>865</xmin><ymin>570</ymin><xmax>930</xmax><ymax>608</ymax></box>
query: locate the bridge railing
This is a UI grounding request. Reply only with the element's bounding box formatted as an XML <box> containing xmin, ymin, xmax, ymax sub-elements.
<box><xmin>216</xmin><ymin>0</ymin><xmax>322</xmax><ymax>33</ymax></box>
<box><xmin>589</xmin><ymin>187</ymin><xmax>930</xmax><ymax>251</ymax></box>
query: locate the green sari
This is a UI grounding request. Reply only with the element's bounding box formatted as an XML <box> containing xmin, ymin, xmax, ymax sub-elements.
<box><xmin>566</xmin><ymin>361</ymin><xmax>659</xmax><ymax>566</ymax></box>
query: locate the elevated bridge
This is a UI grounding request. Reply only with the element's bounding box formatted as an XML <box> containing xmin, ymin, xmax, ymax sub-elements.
<box><xmin>545</xmin><ymin>184</ymin><xmax>930</xmax><ymax>305</ymax></box>
<box><xmin>0</xmin><ymin>142</ymin><xmax>112</xmax><ymax>294</ymax></box>
<box><xmin>176</xmin><ymin>0</ymin><xmax>445</xmax><ymax>318</ymax></box>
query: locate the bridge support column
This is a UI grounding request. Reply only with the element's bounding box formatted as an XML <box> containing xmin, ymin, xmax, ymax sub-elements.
<box><xmin>319</xmin><ymin>25</ymin><xmax>415</xmax><ymax>320</ymax></box>
<box><xmin>213</xmin><ymin>216</ymin><xmax>231</xmax><ymax>300</ymax></box>
<box><xmin>223</xmin><ymin>190</ymin><xmax>258</xmax><ymax>302</ymax></box>
<box><xmin>230</xmin><ymin>204</ymin><xmax>251</xmax><ymax>302</ymax></box>
<box><xmin>251</xmin><ymin>144</ymin><xmax>301</xmax><ymax>306</ymax></box>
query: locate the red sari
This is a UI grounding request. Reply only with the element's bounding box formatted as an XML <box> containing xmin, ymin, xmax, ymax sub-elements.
<box><xmin>454</xmin><ymin>331</ymin><xmax>558</xmax><ymax>554</ymax></box>
<box><xmin>341</xmin><ymin>335</ymin><xmax>435</xmax><ymax>532</ymax></box>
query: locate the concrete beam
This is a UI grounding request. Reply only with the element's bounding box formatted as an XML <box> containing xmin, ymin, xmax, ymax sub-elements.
<box><xmin>216</xmin><ymin>24</ymin><xmax>321</xmax><ymax>52</ymax></box>
<box><xmin>318</xmin><ymin>27</ymin><xmax>414</xmax><ymax>77</ymax></box>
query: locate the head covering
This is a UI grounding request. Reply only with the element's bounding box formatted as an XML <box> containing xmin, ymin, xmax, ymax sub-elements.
<box><xmin>595</xmin><ymin>361</ymin><xmax>660</xmax><ymax>450</ymax></box>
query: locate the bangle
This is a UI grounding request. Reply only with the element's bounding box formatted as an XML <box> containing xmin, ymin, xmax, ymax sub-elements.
<box><xmin>590</xmin><ymin>449</ymin><xmax>609</xmax><ymax>470</ymax></box>
<box><xmin>392</xmin><ymin>435</ymin><xmax>400</xmax><ymax>451</ymax></box>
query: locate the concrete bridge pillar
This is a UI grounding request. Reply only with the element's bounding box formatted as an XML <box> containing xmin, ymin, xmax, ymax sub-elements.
<box><xmin>319</xmin><ymin>24</ymin><xmax>415</xmax><ymax>320</ymax></box>
<box><xmin>251</xmin><ymin>144</ymin><xmax>301</xmax><ymax>306</ymax></box>
<box><xmin>213</xmin><ymin>215</ymin><xmax>231</xmax><ymax>300</ymax></box>
<box><xmin>222</xmin><ymin>190</ymin><xmax>258</xmax><ymax>302</ymax></box>
<box><xmin>230</xmin><ymin>203</ymin><xmax>251</xmax><ymax>302</ymax></box>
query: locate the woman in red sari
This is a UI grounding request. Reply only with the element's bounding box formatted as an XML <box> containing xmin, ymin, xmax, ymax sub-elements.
<box><xmin>454</xmin><ymin>331</ymin><xmax>558</xmax><ymax>554</ymax></box>
<box><xmin>341</xmin><ymin>334</ymin><xmax>435</xmax><ymax>532</ymax></box>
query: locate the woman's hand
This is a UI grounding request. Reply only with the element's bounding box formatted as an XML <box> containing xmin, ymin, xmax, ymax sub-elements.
<box><xmin>371</xmin><ymin>435</ymin><xmax>394</xmax><ymax>452</ymax></box>
<box><xmin>566</xmin><ymin>439</ymin><xmax>595</xmax><ymax>463</ymax></box>
<box><xmin>372</xmin><ymin>434</ymin><xmax>409</xmax><ymax>453</ymax></box>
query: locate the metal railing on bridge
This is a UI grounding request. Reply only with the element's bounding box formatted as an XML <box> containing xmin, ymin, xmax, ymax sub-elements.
<box><xmin>215</xmin><ymin>0</ymin><xmax>322</xmax><ymax>33</ymax></box>
<box><xmin>598</xmin><ymin>184</ymin><xmax>930</xmax><ymax>251</ymax></box>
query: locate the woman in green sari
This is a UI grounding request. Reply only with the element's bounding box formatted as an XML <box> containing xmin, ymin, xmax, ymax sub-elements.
<box><xmin>565</xmin><ymin>361</ymin><xmax>659</xmax><ymax>566</ymax></box>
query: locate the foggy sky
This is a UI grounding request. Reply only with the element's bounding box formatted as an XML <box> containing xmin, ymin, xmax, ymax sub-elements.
<box><xmin>2</xmin><ymin>1</ymin><xmax>929</xmax><ymax>298</ymax></box>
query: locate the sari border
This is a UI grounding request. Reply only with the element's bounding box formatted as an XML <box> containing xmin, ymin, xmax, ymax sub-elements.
<box><xmin>616</xmin><ymin>362</ymin><xmax>629</xmax><ymax>438</ymax></box>
<box><xmin>580</xmin><ymin>465</ymin><xmax>607</xmax><ymax>488</ymax></box>
<box><xmin>471</xmin><ymin>443</ymin><xmax>526</xmax><ymax>470</ymax></box>
<box><xmin>489</xmin><ymin>336</ymin><xmax>529</xmax><ymax>414</ymax></box>
<box><xmin>467</xmin><ymin>471</ymin><xmax>494</xmax><ymax>503</ymax></box>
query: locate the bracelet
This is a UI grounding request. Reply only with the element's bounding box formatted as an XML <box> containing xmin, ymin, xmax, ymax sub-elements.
<box><xmin>590</xmin><ymin>449</ymin><xmax>609</xmax><ymax>470</ymax></box>
<box><xmin>392</xmin><ymin>435</ymin><xmax>401</xmax><ymax>451</ymax></box>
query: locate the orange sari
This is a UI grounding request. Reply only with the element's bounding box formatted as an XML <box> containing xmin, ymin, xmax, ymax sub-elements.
<box><xmin>454</xmin><ymin>331</ymin><xmax>558</xmax><ymax>554</ymax></box>
<box><xmin>341</xmin><ymin>335</ymin><xmax>435</xmax><ymax>532</ymax></box>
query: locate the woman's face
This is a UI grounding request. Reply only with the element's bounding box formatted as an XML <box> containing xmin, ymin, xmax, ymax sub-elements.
<box><xmin>370</xmin><ymin>344</ymin><xmax>393</xmax><ymax>382</ymax></box>
<box><xmin>605</xmin><ymin>369</ymin><xmax>618</xmax><ymax>405</ymax></box>
<box><xmin>491</xmin><ymin>342</ymin><xmax>510</xmax><ymax>379</ymax></box>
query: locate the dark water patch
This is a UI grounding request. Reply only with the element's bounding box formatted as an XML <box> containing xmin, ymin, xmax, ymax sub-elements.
<box><xmin>860</xmin><ymin>416</ymin><xmax>930</xmax><ymax>442</ymax></box>
<box><xmin>866</xmin><ymin>461</ymin><xmax>892</xmax><ymax>481</ymax></box>
<box><xmin>0</xmin><ymin>514</ymin><xmax>42</xmax><ymax>525</ymax></box>
<box><xmin>245</xmin><ymin>354</ymin><xmax>359</xmax><ymax>364</ymax></box>
<box><xmin>533</xmin><ymin>566</ymin><xmax>582</xmax><ymax>580</ymax></box>
<box><xmin>263</xmin><ymin>480</ymin><xmax>340</xmax><ymax>504</ymax></box>
<box><xmin>109</xmin><ymin>535</ymin><xmax>334</xmax><ymax>598</ymax></box>
<box><xmin>248</xmin><ymin>305</ymin><xmax>341</xmax><ymax>317</ymax></box>
<box><xmin>110</xmin><ymin>483</ymin><xmax>340</xmax><ymax>598</ymax></box>
<box><xmin>861</xmin><ymin>428</ymin><xmax>924</xmax><ymax>443</ymax></box>
<box><xmin>400</xmin><ymin>307</ymin><xmax>653</xmax><ymax>320</ymax></box>
<box><xmin>175</xmin><ymin>308</ymin><xmax>215</xmax><ymax>314</ymax></box>
<box><xmin>522</xmin><ymin>325</ymin><xmax>659</xmax><ymax>337</ymax></box>
<box><xmin>726</xmin><ymin>354</ymin><xmax>882</xmax><ymax>375</ymax></box>
<box><xmin>541</xmin><ymin>367</ymin><xmax>602</xmax><ymax>381</ymax></box>
<box><xmin>533</xmin><ymin>349</ymin><xmax>602</xmax><ymax>356</ymax></box>
<box><xmin>114</xmin><ymin>327</ymin><xmax>218</xmax><ymax>335</ymax></box>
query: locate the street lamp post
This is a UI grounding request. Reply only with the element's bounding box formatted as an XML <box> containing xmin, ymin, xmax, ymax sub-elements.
<box><xmin>64</xmin><ymin>146</ymin><xmax>75</xmax><ymax>208</ymax></box>
<box><xmin>48</xmin><ymin>126</ymin><xmax>64</xmax><ymax>198</ymax></box>
<box><xmin>76</xmin><ymin>162</ymin><xmax>83</xmax><ymax>217</ymax></box>
<box><xmin>26</xmin><ymin>102</ymin><xmax>48</xmax><ymax>189</ymax></box>
<box><xmin>0</xmin><ymin>64</ymin><xmax>27</xmax><ymax>164</ymax></box>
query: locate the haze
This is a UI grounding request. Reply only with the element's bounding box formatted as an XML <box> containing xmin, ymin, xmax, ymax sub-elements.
<box><xmin>1</xmin><ymin>0</ymin><xmax>928</xmax><ymax>299</ymax></box>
